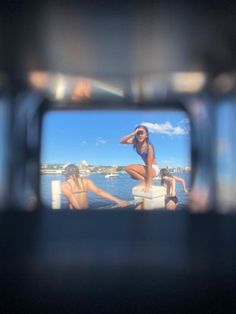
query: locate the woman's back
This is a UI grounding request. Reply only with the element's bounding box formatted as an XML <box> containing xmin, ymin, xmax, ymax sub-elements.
<box><xmin>66</xmin><ymin>177</ymin><xmax>89</xmax><ymax>209</ymax></box>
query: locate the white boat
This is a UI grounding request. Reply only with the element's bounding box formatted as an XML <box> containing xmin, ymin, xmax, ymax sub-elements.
<box><xmin>40</xmin><ymin>169</ymin><xmax>62</xmax><ymax>175</ymax></box>
<box><xmin>105</xmin><ymin>173</ymin><xmax>119</xmax><ymax>178</ymax></box>
<box><xmin>79</xmin><ymin>169</ymin><xmax>91</xmax><ymax>177</ymax></box>
<box><xmin>80</xmin><ymin>173</ymin><xmax>90</xmax><ymax>177</ymax></box>
<box><xmin>153</xmin><ymin>176</ymin><xmax>161</xmax><ymax>181</ymax></box>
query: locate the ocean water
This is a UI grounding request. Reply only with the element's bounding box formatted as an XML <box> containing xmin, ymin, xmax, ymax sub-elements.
<box><xmin>40</xmin><ymin>172</ymin><xmax>191</xmax><ymax>210</ymax></box>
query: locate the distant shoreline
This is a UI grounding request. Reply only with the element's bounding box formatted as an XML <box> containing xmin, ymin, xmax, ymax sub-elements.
<box><xmin>40</xmin><ymin>164</ymin><xmax>191</xmax><ymax>175</ymax></box>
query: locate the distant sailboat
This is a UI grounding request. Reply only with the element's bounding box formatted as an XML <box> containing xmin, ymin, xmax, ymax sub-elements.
<box><xmin>80</xmin><ymin>169</ymin><xmax>91</xmax><ymax>177</ymax></box>
<box><xmin>105</xmin><ymin>173</ymin><xmax>119</xmax><ymax>178</ymax></box>
<box><xmin>41</xmin><ymin>169</ymin><xmax>62</xmax><ymax>175</ymax></box>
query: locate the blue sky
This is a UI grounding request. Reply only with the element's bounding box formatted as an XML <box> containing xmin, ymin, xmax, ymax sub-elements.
<box><xmin>41</xmin><ymin>110</ymin><xmax>191</xmax><ymax>168</ymax></box>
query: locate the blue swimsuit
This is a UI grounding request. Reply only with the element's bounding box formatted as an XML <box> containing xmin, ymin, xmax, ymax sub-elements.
<box><xmin>137</xmin><ymin>150</ymin><xmax>148</xmax><ymax>164</ymax></box>
<box><xmin>136</xmin><ymin>145</ymin><xmax>159</xmax><ymax>176</ymax></box>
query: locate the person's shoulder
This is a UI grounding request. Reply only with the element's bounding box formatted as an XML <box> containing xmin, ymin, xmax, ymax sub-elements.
<box><xmin>148</xmin><ymin>143</ymin><xmax>155</xmax><ymax>150</ymax></box>
<box><xmin>84</xmin><ymin>178</ymin><xmax>98</xmax><ymax>190</ymax></box>
<box><xmin>82</xmin><ymin>177</ymin><xmax>90</xmax><ymax>182</ymax></box>
<box><xmin>61</xmin><ymin>181</ymin><xmax>70</xmax><ymax>191</ymax></box>
<box><xmin>83</xmin><ymin>177</ymin><xmax>92</xmax><ymax>186</ymax></box>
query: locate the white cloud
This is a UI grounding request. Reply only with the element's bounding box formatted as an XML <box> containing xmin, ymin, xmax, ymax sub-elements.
<box><xmin>141</xmin><ymin>121</ymin><xmax>188</xmax><ymax>136</ymax></box>
<box><xmin>81</xmin><ymin>140</ymin><xmax>87</xmax><ymax>145</ymax></box>
<box><xmin>96</xmin><ymin>137</ymin><xmax>107</xmax><ymax>146</ymax></box>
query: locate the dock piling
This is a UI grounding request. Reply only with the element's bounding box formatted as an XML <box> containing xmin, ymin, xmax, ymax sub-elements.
<box><xmin>132</xmin><ymin>185</ymin><xmax>166</xmax><ymax>210</ymax></box>
<box><xmin>51</xmin><ymin>180</ymin><xmax>61</xmax><ymax>209</ymax></box>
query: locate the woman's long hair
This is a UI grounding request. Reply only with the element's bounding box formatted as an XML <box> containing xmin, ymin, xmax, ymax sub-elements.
<box><xmin>64</xmin><ymin>164</ymin><xmax>80</xmax><ymax>180</ymax></box>
<box><xmin>160</xmin><ymin>168</ymin><xmax>172</xmax><ymax>185</ymax></box>
<box><xmin>64</xmin><ymin>164</ymin><xmax>82</xmax><ymax>190</ymax></box>
<box><xmin>133</xmin><ymin>125</ymin><xmax>155</xmax><ymax>159</ymax></box>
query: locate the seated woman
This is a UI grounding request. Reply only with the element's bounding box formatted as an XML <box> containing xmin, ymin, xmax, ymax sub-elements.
<box><xmin>160</xmin><ymin>168</ymin><xmax>189</xmax><ymax>210</ymax></box>
<box><xmin>61</xmin><ymin>164</ymin><xmax>128</xmax><ymax>209</ymax></box>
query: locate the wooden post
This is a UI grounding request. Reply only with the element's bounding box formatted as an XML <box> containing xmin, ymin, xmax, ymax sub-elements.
<box><xmin>51</xmin><ymin>180</ymin><xmax>61</xmax><ymax>209</ymax></box>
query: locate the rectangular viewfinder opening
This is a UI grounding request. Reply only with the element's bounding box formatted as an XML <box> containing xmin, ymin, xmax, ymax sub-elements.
<box><xmin>40</xmin><ymin>109</ymin><xmax>191</xmax><ymax>210</ymax></box>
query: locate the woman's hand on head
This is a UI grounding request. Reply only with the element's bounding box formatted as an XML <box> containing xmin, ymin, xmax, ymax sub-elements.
<box><xmin>134</xmin><ymin>127</ymin><xmax>143</xmax><ymax>134</ymax></box>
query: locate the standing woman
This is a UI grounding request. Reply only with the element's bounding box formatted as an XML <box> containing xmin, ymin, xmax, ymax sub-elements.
<box><xmin>160</xmin><ymin>168</ymin><xmax>189</xmax><ymax>196</ymax></box>
<box><xmin>120</xmin><ymin>125</ymin><xmax>159</xmax><ymax>191</ymax></box>
<box><xmin>159</xmin><ymin>168</ymin><xmax>189</xmax><ymax>210</ymax></box>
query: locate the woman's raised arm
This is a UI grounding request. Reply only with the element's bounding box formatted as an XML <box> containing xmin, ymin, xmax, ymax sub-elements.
<box><xmin>120</xmin><ymin>130</ymin><xmax>137</xmax><ymax>144</ymax></box>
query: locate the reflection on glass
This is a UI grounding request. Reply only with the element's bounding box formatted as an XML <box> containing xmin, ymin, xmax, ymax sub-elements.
<box><xmin>216</xmin><ymin>102</ymin><xmax>236</xmax><ymax>212</ymax></box>
<box><xmin>0</xmin><ymin>101</ymin><xmax>8</xmax><ymax>208</ymax></box>
<box><xmin>40</xmin><ymin>110</ymin><xmax>191</xmax><ymax>210</ymax></box>
<box><xmin>187</xmin><ymin>100</ymin><xmax>213</xmax><ymax>212</ymax></box>
<box><xmin>28</xmin><ymin>71</ymin><xmax>124</xmax><ymax>101</ymax></box>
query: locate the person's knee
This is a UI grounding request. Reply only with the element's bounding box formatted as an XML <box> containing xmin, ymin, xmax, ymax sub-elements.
<box><xmin>125</xmin><ymin>165</ymin><xmax>132</xmax><ymax>173</ymax></box>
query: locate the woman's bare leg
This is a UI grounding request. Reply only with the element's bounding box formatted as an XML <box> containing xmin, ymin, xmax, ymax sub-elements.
<box><xmin>125</xmin><ymin>164</ymin><xmax>146</xmax><ymax>179</ymax></box>
<box><xmin>125</xmin><ymin>164</ymin><xmax>153</xmax><ymax>187</ymax></box>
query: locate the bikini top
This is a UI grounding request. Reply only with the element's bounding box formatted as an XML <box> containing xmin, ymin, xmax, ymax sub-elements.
<box><xmin>135</xmin><ymin>141</ymin><xmax>155</xmax><ymax>164</ymax></box>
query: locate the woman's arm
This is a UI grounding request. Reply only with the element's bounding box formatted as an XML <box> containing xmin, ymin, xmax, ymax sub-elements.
<box><xmin>173</xmin><ymin>176</ymin><xmax>189</xmax><ymax>193</ymax></box>
<box><xmin>87</xmin><ymin>179</ymin><xmax>128</xmax><ymax>207</ymax></box>
<box><xmin>120</xmin><ymin>130</ymin><xmax>137</xmax><ymax>144</ymax></box>
<box><xmin>61</xmin><ymin>183</ymin><xmax>81</xmax><ymax>209</ymax></box>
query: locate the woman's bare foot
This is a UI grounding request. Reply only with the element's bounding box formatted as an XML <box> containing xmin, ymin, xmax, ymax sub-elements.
<box><xmin>135</xmin><ymin>181</ymin><xmax>146</xmax><ymax>189</ymax></box>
